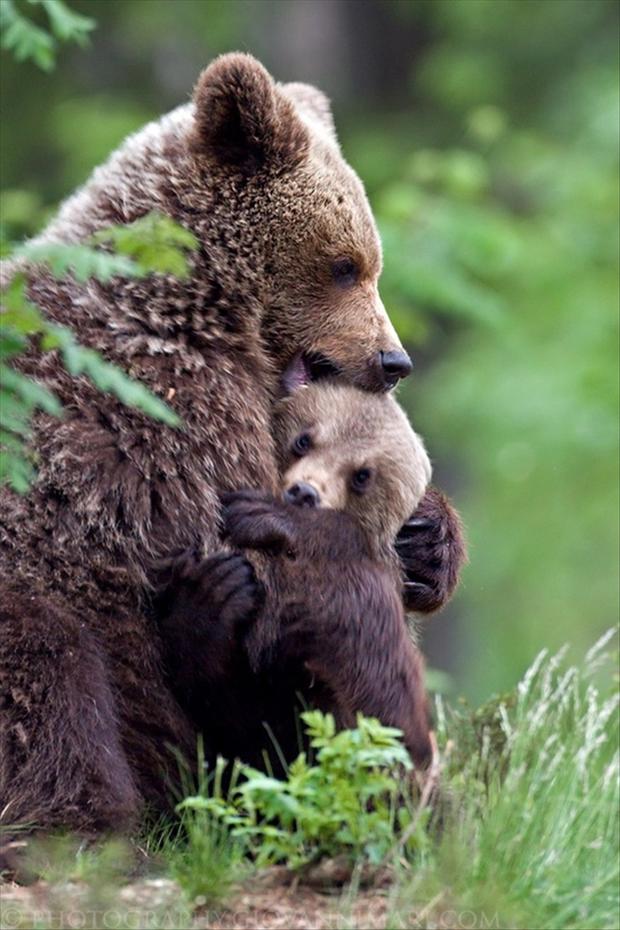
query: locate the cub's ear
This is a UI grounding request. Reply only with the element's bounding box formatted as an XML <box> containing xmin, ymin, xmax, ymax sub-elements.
<box><xmin>281</xmin><ymin>82</ymin><xmax>338</xmax><ymax>146</ymax></box>
<box><xmin>191</xmin><ymin>53</ymin><xmax>309</xmax><ymax>172</ymax></box>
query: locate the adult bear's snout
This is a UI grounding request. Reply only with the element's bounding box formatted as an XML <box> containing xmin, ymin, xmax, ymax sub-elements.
<box><xmin>377</xmin><ymin>349</ymin><xmax>413</xmax><ymax>388</ymax></box>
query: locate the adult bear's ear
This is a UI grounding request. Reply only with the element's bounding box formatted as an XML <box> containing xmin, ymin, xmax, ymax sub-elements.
<box><xmin>280</xmin><ymin>82</ymin><xmax>338</xmax><ymax>147</ymax></box>
<box><xmin>191</xmin><ymin>53</ymin><xmax>309</xmax><ymax>172</ymax></box>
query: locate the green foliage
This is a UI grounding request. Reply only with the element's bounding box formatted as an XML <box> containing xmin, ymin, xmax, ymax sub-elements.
<box><xmin>1</xmin><ymin>4</ymin><xmax>199</xmax><ymax>496</ymax></box>
<box><xmin>8</xmin><ymin>832</ymin><xmax>193</xmax><ymax>929</ymax></box>
<box><xmin>1</xmin><ymin>213</ymin><xmax>199</xmax><ymax>492</ymax></box>
<box><xmin>93</xmin><ymin>213</ymin><xmax>199</xmax><ymax>281</ymax></box>
<box><xmin>175</xmin><ymin>636</ymin><xmax>619</xmax><ymax>928</ymax></box>
<box><xmin>179</xmin><ymin>711</ymin><xmax>427</xmax><ymax>872</ymax></box>
<box><xmin>0</xmin><ymin>0</ymin><xmax>94</xmax><ymax>71</ymax></box>
<box><xmin>360</xmin><ymin>1</ymin><xmax>620</xmax><ymax>697</ymax></box>
<box><xmin>167</xmin><ymin>806</ymin><xmax>243</xmax><ymax>908</ymax></box>
<box><xmin>415</xmin><ymin>631</ymin><xmax>620</xmax><ymax>930</ymax></box>
<box><xmin>14</xmin><ymin>213</ymin><xmax>198</xmax><ymax>283</ymax></box>
<box><xmin>1</xmin><ymin>0</ymin><xmax>616</xmax><ymax>922</ymax></box>
<box><xmin>3</xmin><ymin>640</ymin><xmax>618</xmax><ymax>928</ymax></box>
<box><xmin>395</xmin><ymin>93</ymin><xmax>618</xmax><ymax>692</ymax></box>
<box><xmin>157</xmin><ymin>745</ymin><xmax>245</xmax><ymax>908</ymax></box>
<box><xmin>16</xmin><ymin>241</ymin><xmax>139</xmax><ymax>282</ymax></box>
<box><xmin>25</xmin><ymin>833</ymin><xmax>134</xmax><ymax>886</ymax></box>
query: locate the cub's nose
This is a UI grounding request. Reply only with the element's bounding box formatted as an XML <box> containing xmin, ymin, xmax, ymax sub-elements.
<box><xmin>284</xmin><ymin>482</ymin><xmax>320</xmax><ymax>508</ymax></box>
<box><xmin>379</xmin><ymin>349</ymin><xmax>413</xmax><ymax>386</ymax></box>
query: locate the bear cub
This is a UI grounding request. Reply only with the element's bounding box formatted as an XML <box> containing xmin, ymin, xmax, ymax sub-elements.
<box><xmin>157</xmin><ymin>369</ymin><xmax>434</xmax><ymax>769</ymax></box>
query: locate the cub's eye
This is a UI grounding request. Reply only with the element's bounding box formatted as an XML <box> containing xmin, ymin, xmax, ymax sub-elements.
<box><xmin>293</xmin><ymin>433</ymin><xmax>312</xmax><ymax>457</ymax></box>
<box><xmin>331</xmin><ymin>257</ymin><xmax>359</xmax><ymax>288</ymax></box>
<box><xmin>351</xmin><ymin>467</ymin><xmax>372</xmax><ymax>493</ymax></box>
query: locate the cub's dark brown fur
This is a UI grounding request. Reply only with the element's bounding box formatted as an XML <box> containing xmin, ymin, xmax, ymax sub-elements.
<box><xmin>157</xmin><ymin>383</ymin><xmax>435</xmax><ymax>768</ymax></box>
<box><xmin>235</xmin><ymin>493</ymin><xmax>433</xmax><ymax>767</ymax></box>
<box><xmin>0</xmin><ymin>53</ymin><xmax>465</xmax><ymax>841</ymax></box>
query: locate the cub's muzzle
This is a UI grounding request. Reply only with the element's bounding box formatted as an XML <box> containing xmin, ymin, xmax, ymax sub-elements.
<box><xmin>283</xmin><ymin>482</ymin><xmax>320</xmax><ymax>508</ymax></box>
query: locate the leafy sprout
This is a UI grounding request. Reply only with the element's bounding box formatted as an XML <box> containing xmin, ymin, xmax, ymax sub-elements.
<box><xmin>179</xmin><ymin>711</ymin><xmax>426</xmax><ymax>872</ymax></box>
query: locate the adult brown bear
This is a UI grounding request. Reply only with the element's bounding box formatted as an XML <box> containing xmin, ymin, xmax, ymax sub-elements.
<box><xmin>0</xmin><ymin>53</ymin><xmax>464</xmax><ymax>838</ymax></box>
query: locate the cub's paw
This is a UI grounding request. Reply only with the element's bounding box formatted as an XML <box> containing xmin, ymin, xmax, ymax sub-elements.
<box><xmin>222</xmin><ymin>490</ymin><xmax>298</xmax><ymax>555</ymax></box>
<box><xmin>396</xmin><ymin>486</ymin><xmax>466</xmax><ymax>614</ymax></box>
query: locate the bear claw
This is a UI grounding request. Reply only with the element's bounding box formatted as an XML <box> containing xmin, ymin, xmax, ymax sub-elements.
<box><xmin>222</xmin><ymin>490</ymin><xmax>298</xmax><ymax>553</ymax></box>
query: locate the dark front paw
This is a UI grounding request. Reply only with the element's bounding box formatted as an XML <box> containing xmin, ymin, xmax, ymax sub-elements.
<box><xmin>396</xmin><ymin>486</ymin><xmax>466</xmax><ymax>614</ymax></box>
<box><xmin>181</xmin><ymin>551</ymin><xmax>263</xmax><ymax>629</ymax></box>
<box><xmin>155</xmin><ymin>549</ymin><xmax>263</xmax><ymax>637</ymax></box>
<box><xmin>222</xmin><ymin>490</ymin><xmax>298</xmax><ymax>555</ymax></box>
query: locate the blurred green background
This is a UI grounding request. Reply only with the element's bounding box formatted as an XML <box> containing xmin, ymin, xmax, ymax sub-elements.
<box><xmin>2</xmin><ymin>0</ymin><xmax>618</xmax><ymax>701</ymax></box>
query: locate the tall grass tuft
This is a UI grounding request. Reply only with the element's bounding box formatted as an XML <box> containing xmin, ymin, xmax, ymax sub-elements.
<box><xmin>408</xmin><ymin>630</ymin><xmax>620</xmax><ymax>929</ymax></box>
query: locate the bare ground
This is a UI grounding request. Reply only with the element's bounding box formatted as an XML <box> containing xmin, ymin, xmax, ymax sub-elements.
<box><xmin>0</xmin><ymin>868</ymin><xmax>427</xmax><ymax>930</ymax></box>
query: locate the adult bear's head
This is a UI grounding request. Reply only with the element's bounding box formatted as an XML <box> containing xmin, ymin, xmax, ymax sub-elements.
<box><xmin>190</xmin><ymin>53</ymin><xmax>411</xmax><ymax>393</ymax></box>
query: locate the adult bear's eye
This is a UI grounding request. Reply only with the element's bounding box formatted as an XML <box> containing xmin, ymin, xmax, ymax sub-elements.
<box><xmin>293</xmin><ymin>433</ymin><xmax>312</xmax><ymax>456</ymax></box>
<box><xmin>351</xmin><ymin>467</ymin><xmax>372</xmax><ymax>493</ymax></box>
<box><xmin>331</xmin><ymin>257</ymin><xmax>359</xmax><ymax>288</ymax></box>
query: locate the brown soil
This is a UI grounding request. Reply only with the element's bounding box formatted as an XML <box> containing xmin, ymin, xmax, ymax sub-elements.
<box><xmin>0</xmin><ymin>868</ymin><xmax>421</xmax><ymax>930</ymax></box>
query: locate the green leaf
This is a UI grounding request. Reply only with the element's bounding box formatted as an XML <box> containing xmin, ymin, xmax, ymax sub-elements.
<box><xmin>92</xmin><ymin>212</ymin><xmax>198</xmax><ymax>279</ymax></box>
<box><xmin>0</xmin><ymin>365</ymin><xmax>62</xmax><ymax>415</ymax></box>
<box><xmin>0</xmin><ymin>428</ymin><xmax>27</xmax><ymax>452</ymax></box>
<box><xmin>0</xmin><ymin>273</ymin><xmax>46</xmax><ymax>333</ymax></box>
<box><xmin>0</xmin><ymin>0</ymin><xmax>55</xmax><ymax>71</ymax></box>
<box><xmin>39</xmin><ymin>327</ymin><xmax>63</xmax><ymax>351</ymax></box>
<box><xmin>189</xmin><ymin>711</ymin><xmax>414</xmax><ymax>870</ymax></box>
<box><xmin>1</xmin><ymin>213</ymin><xmax>191</xmax><ymax>493</ymax></box>
<box><xmin>177</xmin><ymin>796</ymin><xmax>212</xmax><ymax>812</ymax></box>
<box><xmin>0</xmin><ymin>389</ymin><xmax>33</xmax><ymax>436</ymax></box>
<box><xmin>0</xmin><ymin>326</ymin><xmax>28</xmax><ymax>361</ymax></box>
<box><xmin>16</xmin><ymin>213</ymin><xmax>197</xmax><ymax>284</ymax></box>
<box><xmin>37</xmin><ymin>0</ymin><xmax>95</xmax><ymax>45</ymax></box>
<box><xmin>1</xmin><ymin>0</ymin><xmax>96</xmax><ymax>72</ymax></box>
<box><xmin>46</xmin><ymin>325</ymin><xmax>181</xmax><ymax>427</ymax></box>
<box><xmin>16</xmin><ymin>241</ymin><xmax>140</xmax><ymax>282</ymax></box>
<box><xmin>0</xmin><ymin>446</ymin><xmax>35</xmax><ymax>494</ymax></box>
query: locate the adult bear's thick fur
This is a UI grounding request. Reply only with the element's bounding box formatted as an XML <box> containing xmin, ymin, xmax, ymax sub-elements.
<box><xmin>0</xmin><ymin>53</ymin><xmax>465</xmax><ymax>839</ymax></box>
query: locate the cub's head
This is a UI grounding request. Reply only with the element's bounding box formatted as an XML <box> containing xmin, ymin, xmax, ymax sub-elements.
<box><xmin>191</xmin><ymin>53</ymin><xmax>411</xmax><ymax>392</ymax></box>
<box><xmin>272</xmin><ymin>373</ymin><xmax>431</xmax><ymax>558</ymax></box>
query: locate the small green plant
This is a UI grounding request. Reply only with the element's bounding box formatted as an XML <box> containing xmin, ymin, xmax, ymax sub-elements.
<box><xmin>179</xmin><ymin>711</ymin><xmax>429</xmax><ymax>872</ymax></box>
<box><xmin>0</xmin><ymin>0</ymin><xmax>95</xmax><ymax>71</ymax></box>
<box><xmin>159</xmin><ymin>749</ymin><xmax>245</xmax><ymax>907</ymax></box>
<box><xmin>167</xmin><ymin>809</ymin><xmax>243</xmax><ymax>908</ymax></box>
<box><xmin>1</xmin><ymin>212</ymin><xmax>198</xmax><ymax>492</ymax></box>
<box><xmin>23</xmin><ymin>833</ymin><xmax>133</xmax><ymax>886</ymax></box>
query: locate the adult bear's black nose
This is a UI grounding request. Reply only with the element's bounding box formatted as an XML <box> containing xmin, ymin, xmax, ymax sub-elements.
<box><xmin>284</xmin><ymin>482</ymin><xmax>320</xmax><ymax>508</ymax></box>
<box><xmin>379</xmin><ymin>350</ymin><xmax>413</xmax><ymax>386</ymax></box>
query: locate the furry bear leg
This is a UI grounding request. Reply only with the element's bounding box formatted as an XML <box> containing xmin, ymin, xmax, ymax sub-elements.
<box><xmin>0</xmin><ymin>586</ymin><xmax>140</xmax><ymax>855</ymax></box>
